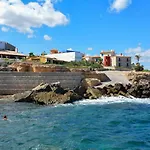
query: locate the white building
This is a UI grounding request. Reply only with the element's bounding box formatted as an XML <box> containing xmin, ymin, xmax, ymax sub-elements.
<box><xmin>0</xmin><ymin>41</ymin><xmax>16</xmax><ymax>51</ymax></box>
<box><xmin>100</xmin><ymin>50</ymin><xmax>115</xmax><ymax>59</ymax></box>
<box><xmin>100</xmin><ymin>50</ymin><xmax>131</xmax><ymax>70</ymax></box>
<box><xmin>111</xmin><ymin>55</ymin><xmax>131</xmax><ymax>68</ymax></box>
<box><xmin>45</xmin><ymin>50</ymin><xmax>83</xmax><ymax>62</ymax></box>
<box><xmin>0</xmin><ymin>41</ymin><xmax>26</xmax><ymax>60</ymax></box>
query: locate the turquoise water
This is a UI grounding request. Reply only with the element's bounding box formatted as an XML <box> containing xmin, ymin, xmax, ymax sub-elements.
<box><xmin>1</xmin><ymin>97</ymin><xmax>150</xmax><ymax>150</ymax></box>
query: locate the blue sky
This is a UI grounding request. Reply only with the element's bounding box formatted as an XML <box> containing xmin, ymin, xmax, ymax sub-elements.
<box><xmin>0</xmin><ymin>0</ymin><xmax>150</xmax><ymax>69</ymax></box>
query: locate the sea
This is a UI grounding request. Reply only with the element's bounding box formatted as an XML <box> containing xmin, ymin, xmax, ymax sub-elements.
<box><xmin>1</xmin><ymin>97</ymin><xmax>150</xmax><ymax>150</ymax></box>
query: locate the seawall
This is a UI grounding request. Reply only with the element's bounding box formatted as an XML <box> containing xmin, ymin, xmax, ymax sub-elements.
<box><xmin>0</xmin><ymin>71</ymin><xmax>114</xmax><ymax>95</ymax></box>
<box><xmin>0</xmin><ymin>72</ymin><xmax>84</xmax><ymax>95</ymax></box>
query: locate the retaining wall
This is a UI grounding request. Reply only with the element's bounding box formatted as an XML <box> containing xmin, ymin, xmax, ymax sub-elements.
<box><xmin>83</xmin><ymin>72</ymin><xmax>111</xmax><ymax>82</ymax></box>
<box><xmin>0</xmin><ymin>72</ymin><xmax>84</xmax><ymax>95</ymax></box>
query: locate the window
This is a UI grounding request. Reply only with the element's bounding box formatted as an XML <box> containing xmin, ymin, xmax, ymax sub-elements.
<box><xmin>127</xmin><ymin>58</ymin><xmax>129</xmax><ymax>62</ymax></box>
<box><xmin>119</xmin><ymin>63</ymin><xmax>121</xmax><ymax>67</ymax></box>
<box><xmin>119</xmin><ymin>58</ymin><xmax>121</xmax><ymax>61</ymax></box>
<box><xmin>127</xmin><ymin>63</ymin><xmax>129</xmax><ymax>67</ymax></box>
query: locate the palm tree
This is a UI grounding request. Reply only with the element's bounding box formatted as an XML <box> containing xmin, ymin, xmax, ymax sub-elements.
<box><xmin>135</xmin><ymin>54</ymin><xmax>141</xmax><ymax>64</ymax></box>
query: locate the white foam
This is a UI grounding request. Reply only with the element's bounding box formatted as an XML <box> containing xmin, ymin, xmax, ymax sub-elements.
<box><xmin>74</xmin><ymin>96</ymin><xmax>150</xmax><ymax>106</ymax></box>
<box><xmin>52</xmin><ymin>97</ymin><xmax>150</xmax><ymax>108</ymax></box>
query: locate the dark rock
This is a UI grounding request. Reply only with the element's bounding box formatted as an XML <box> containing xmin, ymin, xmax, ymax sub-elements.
<box><xmin>74</xmin><ymin>85</ymin><xmax>86</xmax><ymax>97</ymax></box>
<box><xmin>125</xmin><ymin>83</ymin><xmax>132</xmax><ymax>90</ymax></box>
<box><xmin>139</xmin><ymin>79</ymin><xmax>150</xmax><ymax>85</ymax></box>
<box><xmin>142</xmin><ymin>90</ymin><xmax>150</xmax><ymax>97</ymax></box>
<box><xmin>127</xmin><ymin>88</ymin><xmax>137</xmax><ymax>97</ymax></box>
<box><xmin>53</xmin><ymin>86</ymin><xmax>68</xmax><ymax>94</ymax></box>
<box><xmin>14</xmin><ymin>91</ymin><xmax>33</xmax><ymax>102</ymax></box>
<box><xmin>101</xmin><ymin>87</ymin><xmax>108</xmax><ymax>95</ymax></box>
<box><xmin>86</xmin><ymin>87</ymin><xmax>102</xmax><ymax>99</ymax></box>
<box><xmin>32</xmin><ymin>90</ymin><xmax>82</xmax><ymax>105</ymax></box>
<box><xmin>106</xmin><ymin>84</ymin><xmax>114</xmax><ymax>88</ymax></box>
<box><xmin>114</xmin><ymin>83</ymin><xmax>126</xmax><ymax>93</ymax></box>
<box><xmin>141</xmin><ymin>95</ymin><xmax>148</xmax><ymax>98</ymax></box>
<box><xmin>32</xmin><ymin>83</ymin><xmax>52</xmax><ymax>92</ymax></box>
<box><xmin>118</xmin><ymin>91</ymin><xmax>127</xmax><ymax>97</ymax></box>
<box><xmin>50</xmin><ymin>82</ymin><xmax>68</xmax><ymax>94</ymax></box>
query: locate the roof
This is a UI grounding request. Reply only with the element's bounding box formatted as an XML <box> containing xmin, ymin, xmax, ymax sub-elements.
<box><xmin>0</xmin><ymin>50</ymin><xmax>26</xmax><ymax>56</ymax></box>
<box><xmin>100</xmin><ymin>51</ymin><xmax>115</xmax><ymax>54</ymax></box>
<box><xmin>111</xmin><ymin>55</ymin><xmax>131</xmax><ymax>58</ymax></box>
<box><xmin>84</xmin><ymin>55</ymin><xmax>101</xmax><ymax>58</ymax></box>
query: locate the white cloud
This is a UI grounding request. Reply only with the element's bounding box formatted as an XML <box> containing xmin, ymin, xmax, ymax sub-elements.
<box><xmin>125</xmin><ymin>46</ymin><xmax>150</xmax><ymax>63</ymax></box>
<box><xmin>28</xmin><ymin>34</ymin><xmax>36</xmax><ymax>38</ymax></box>
<box><xmin>44</xmin><ymin>35</ymin><xmax>52</xmax><ymax>40</ymax></box>
<box><xmin>87</xmin><ymin>47</ymin><xmax>93</xmax><ymax>51</ymax></box>
<box><xmin>110</xmin><ymin>0</ymin><xmax>132</xmax><ymax>12</ymax></box>
<box><xmin>125</xmin><ymin>46</ymin><xmax>142</xmax><ymax>54</ymax></box>
<box><xmin>1</xmin><ymin>26</ymin><xmax>9</xmax><ymax>32</ymax></box>
<box><xmin>0</xmin><ymin>0</ymin><xmax>69</xmax><ymax>37</ymax></box>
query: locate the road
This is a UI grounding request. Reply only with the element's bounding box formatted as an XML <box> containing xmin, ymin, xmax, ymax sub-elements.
<box><xmin>97</xmin><ymin>71</ymin><xmax>131</xmax><ymax>87</ymax></box>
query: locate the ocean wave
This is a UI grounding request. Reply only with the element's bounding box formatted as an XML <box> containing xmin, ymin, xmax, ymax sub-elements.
<box><xmin>49</xmin><ymin>97</ymin><xmax>150</xmax><ymax>108</ymax></box>
<box><xmin>74</xmin><ymin>96</ymin><xmax>150</xmax><ymax>106</ymax></box>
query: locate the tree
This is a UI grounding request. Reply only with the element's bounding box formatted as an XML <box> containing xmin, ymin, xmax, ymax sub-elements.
<box><xmin>97</xmin><ymin>58</ymin><xmax>103</xmax><ymax>65</ymax></box>
<box><xmin>41</xmin><ymin>51</ymin><xmax>47</xmax><ymax>56</ymax></box>
<box><xmin>29</xmin><ymin>52</ymin><xmax>35</xmax><ymax>57</ymax></box>
<box><xmin>135</xmin><ymin>54</ymin><xmax>141</xmax><ymax>63</ymax></box>
<box><xmin>134</xmin><ymin>63</ymin><xmax>144</xmax><ymax>71</ymax></box>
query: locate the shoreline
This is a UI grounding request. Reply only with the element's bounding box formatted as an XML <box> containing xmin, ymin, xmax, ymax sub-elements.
<box><xmin>0</xmin><ymin>71</ymin><xmax>150</xmax><ymax>105</ymax></box>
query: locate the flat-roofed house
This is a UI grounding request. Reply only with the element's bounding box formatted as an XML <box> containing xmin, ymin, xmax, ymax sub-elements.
<box><xmin>45</xmin><ymin>49</ymin><xmax>83</xmax><ymax>62</ymax></box>
<box><xmin>111</xmin><ymin>55</ymin><xmax>131</xmax><ymax>68</ymax></box>
<box><xmin>0</xmin><ymin>50</ymin><xmax>26</xmax><ymax>59</ymax></box>
<box><xmin>83</xmin><ymin>55</ymin><xmax>102</xmax><ymax>62</ymax></box>
<box><xmin>100</xmin><ymin>50</ymin><xmax>131</xmax><ymax>70</ymax></box>
<box><xmin>0</xmin><ymin>41</ymin><xmax>26</xmax><ymax>59</ymax></box>
<box><xmin>0</xmin><ymin>41</ymin><xmax>16</xmax><ymax>51</ymax></box>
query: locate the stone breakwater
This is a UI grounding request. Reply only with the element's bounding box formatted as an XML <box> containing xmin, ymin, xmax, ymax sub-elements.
<box><xmin>75</xmin><ymin>76</ymin><xmax>150</xmax><ymax>99</ymax></box>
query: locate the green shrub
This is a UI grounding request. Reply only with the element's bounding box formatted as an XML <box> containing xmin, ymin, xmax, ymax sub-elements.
<box><xmin>134</xmin><ymin>64</ymin><xmax>144</xmax><ymax>71</ymax></box>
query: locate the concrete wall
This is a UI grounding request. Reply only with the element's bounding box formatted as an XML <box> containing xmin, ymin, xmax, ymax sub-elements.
<box><xmin>83</xmin><ymin>72</ymin><xmax>111</xmax><ymax>82</ymax></box>
<box><xmin>0</xmin><ymin>72</ymin><xmax>84</xmax><ymax>95</ymax></box>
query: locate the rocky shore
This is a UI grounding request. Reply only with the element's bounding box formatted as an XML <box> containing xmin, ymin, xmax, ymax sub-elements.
<box><xmin>0</xmin><ymin>72</ymin><xmax>150</xmax><ymax>105</ymax></box>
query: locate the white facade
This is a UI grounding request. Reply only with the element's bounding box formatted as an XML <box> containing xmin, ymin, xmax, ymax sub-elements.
<box><xmin>45</xmin><ymin>52</ymin><xmax>83</xmax><ymax>62</ymax></box>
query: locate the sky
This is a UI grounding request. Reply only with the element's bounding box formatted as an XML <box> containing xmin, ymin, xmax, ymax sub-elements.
<box><xmin>0</xmin><ymin>0</ymin><xmax>150</xmax><ymax>69</ymax></box>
